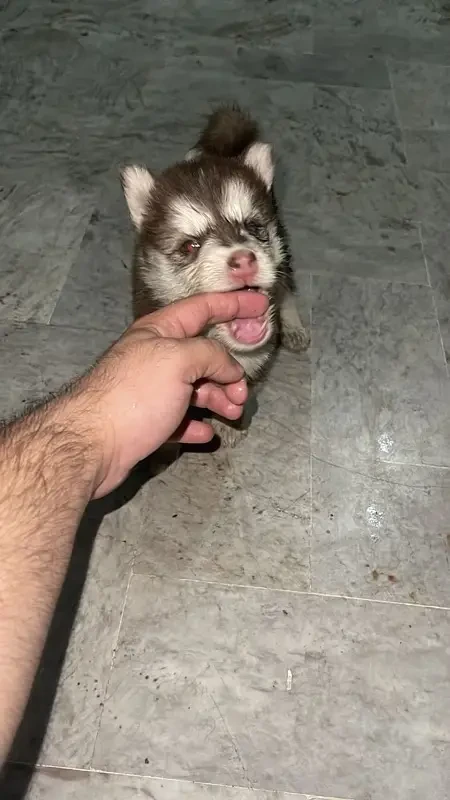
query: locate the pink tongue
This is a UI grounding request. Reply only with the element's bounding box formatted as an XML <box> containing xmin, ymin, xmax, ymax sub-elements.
<box><xmin>229</xmin><ymin>315</ymin><xmax>267</xmax><ymax>344</ymax></box>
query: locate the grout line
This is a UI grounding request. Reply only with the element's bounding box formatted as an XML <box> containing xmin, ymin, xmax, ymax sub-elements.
<box><xmin>378</xmin><ymin>458</ymin><xmax>450</xmax><ymax>470</ymax></box>
<box><xmin>308</xmin><ymin>270</ymin><xmax>313</xmax><ymax>592</ymax></box>
<box><xmin>3</xmin><ymin>318</ymin><xmax>123</xmax><ymax>339</ymax></box>
<box><xmin>17</xmin><ymin>761</ymin><xmax>355</xmax><ymax>799</ymax></box>
<box><xmin>311</xmin><ymin>453</ymin><xmax>450</xmax><ymax>488</ymax></box>
<box><xmin>136</xmin><ymin>574</ymin><xmax>450</xmax><ymax>612</ymax></box>
<box><xmin>418</xmin><ymin>223</ymin><xmax>433</xmax><ymax>289</ymax></box>
<box><xmin>386</xmin><ymin>55</ymin><xmax>408</xmax><ymax>160</ymax></box>
<box><xmin>89</xmin><ymin>566</ymin><xmax>134</xmax><ymax>768</ymax></box>
<box><xmin>418</xmin><ymin>223</ymin><xmax>450</xmax><ymax>377</ymax></box>
<box><xmin>291</xmin><ymin>268</ymin><xmax>431</xmax><ymax>289</ymax></box>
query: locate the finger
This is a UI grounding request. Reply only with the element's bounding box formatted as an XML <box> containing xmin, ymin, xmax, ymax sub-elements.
<box><xmin>170</xmin><ymin>418</ymin><xmax>215</xmax><ymax>444</ymax></box>
<box><xmin>194</xmin><ymin>379</ymin><xmax>247</xmax><ymax>409</ymax></box>
<box><xmin>133</xmin><ymin>291</ymin><xmax>269</xmax><ymax>339</ymax></box>
<box><xmin>222</xmin><ymin>378</ymin><xmax>248</xmax><ymax>406</ymax></box>
<box><xmin>178</xmin><ymin>337</ymin><xmax>245</xmax><ymax>386</ymax></box>
<box><xmin>192</xmin><ymin>383</ymin><xmax>244</xmax><ymax>420</ymax></box>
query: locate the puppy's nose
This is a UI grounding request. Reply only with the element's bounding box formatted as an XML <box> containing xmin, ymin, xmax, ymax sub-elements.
<box><xmin>227</xmin><ymin>249</ymin><xmax>257</xmax><ymax>282</ymax></box>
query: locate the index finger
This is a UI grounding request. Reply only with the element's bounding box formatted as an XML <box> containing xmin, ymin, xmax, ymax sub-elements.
<box><xmin>133</xmin><ymin>291</ymin><xmax>269</xmax><ymax>339</ymax></box>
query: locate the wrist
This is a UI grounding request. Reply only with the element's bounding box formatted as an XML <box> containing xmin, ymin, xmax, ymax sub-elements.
<box><xmin>2</xmin><ymin>392</ymin><xmax>103</xmax><ymax>509</ymax></box>
<box><xmin>47</xmin><ymin>390</ymin><xmax>107</xmax><ymax>498</ymax></box>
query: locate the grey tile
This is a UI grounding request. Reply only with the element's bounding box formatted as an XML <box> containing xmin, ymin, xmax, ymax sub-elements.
<box><xmin>224</xmin><ymin>348</ymin><xmax>311</xmax><ymax>511</ymax></box>
<box><xmin>421</xmin><ymin>225</ymin><xmax>450</xmax><ymax>366</ymax></box>
<box><xmin>308</xmin><ymin>162</ymin><xmax>419</xmax><ymax>227</ymax></box>
<box><xmin>377</xmin><ymin>0</ymin><xmax>450</xmax><ymax>41</ymax></box>
<box><xmin>204</xmin><ymin>49</ymin><xmax>389</xmax><ymax>89</ymax></box>
<box><xmin>0</xmin><ymin>171</ymin><xmax>94</xmax><ymax>323</ymax></box>
<box><xmin>0</xmin><ymin>171</ymin><xmax>93</xmax><ymax>254</ymax></box>
<box><xmin>311</xmin><ymin>276</ymin><xmax>450</xmax><ymax>469</ymax></box>
<box><xmin>51</xmin><ymin>184</ymin><xmax>133</xmax><ymax>334</ymax></box>
<box><xmin>390</xmin><ymin>59</ymin><xmax>450</xmax><ymax>131</ymax></box>
<box><xmin>309</xmin><ymin>84</ymin><xmax>406</xmax><ymax>168</ymax></box>
<box><xmin>418</xmin><ymin>169</ymin><xmax>450</xmax><ymax>229</ymax></box>
<box><xmin>15</xmin><ymin>33</ymin><xmax>314</xmax><ymax>152</ymax></box>
<box><xmin>35</xmin><ymin>62</ymin><xmax>313</xmax><ymax>158</ymax></box>
<box><xmin>0</xmin><ymin>247</ymin><xmax>77</xmax><ymax>326</ymax></box>
<box><xmin>0</xmin><ymin>0</ymin><xmax>132</xmax><ymax>35</ymax></box>
<box><xmin>311</xmin><ymin>458</ymin><xmax>450</xmax><ymax>605</ymax></box>
<box><xmin>0</xmin><ymin>1</ymin><xmax>178</xmax><ymax>51</ymax></box>
<box><xmin>0</xmin><ymin>323</ymin><xmax>115</xmax><ymax>419</ymax></box>
<box><xmin>315</xmin><ymin>27</ymin><xmax>384</xmax><ymax>58</ymax></box>
<box><xmin>148</xmin><ymin>1</ymin><xmax>314</xmax><ymax>51</ymax></box>
<box><xmin>3</xmin><ymin>766</ymin><xmax>322</xmax><ymax>800</ymax></box>
<box><xmin>313</xmin><ymin>0</ymin><xmax>379</xmax><ymax>30</ymax></box>
<box><xmin>1</xmin><ymin>127</ymin><xmax>184</xmax><ymax>197</ymax></box>
<box><xmin>315</xmin><ymin>26</ymin><xmax>450</xmax><ymax>66</ymax></box>
<box><xmin>405</xmin><ymin>129</ymin><xmax>450</xmax><ymax>172</ymax></box>
<box><xmin>128</xmin><ymin>37</ymin><xmax>318</xmax><ymax>84</ymax></box>
<box><xmin>178</xmin><ymin>42</ymin><xmax>387</xmax><ymax>88</ymax></box>
<box><xmin>133</xmin><ymin>451</ymin><xmax>310</xmax><ymax>591</ymax></box>
<box><xmin>287</xmin><ymin>208</ymin><xmax>427</xmax><ymax>283</ymax></box>
<box><xmin>1</xmin><ymin>0</ymin><xmax>314</xmax><ymax>53</ymax></box>
<box><xmin>280</xmin><ymin>150</ymin><xmax>426</xmax><ymax>285</ymax></box>
<box><xmin>10</xmin><ymin>535</ymin><xmax>133</xmax><ymax>767</ymax></box>
<box><xmin>32</xmin><ymin>50</ymin><xmax>151</xmax><ymax>141</ymax></box>
<box><xmin>0</xmin><ymin>27</ymin><xmax>82</xmax><ymax>132</ymax></box>
<box><xmin>137</xmin><ymin>71</ymin><xmax>313</xmax><ymax>156</ymax></box>
<box><xmin>93</xmin><ymin>576</ymin><xmax>450</xmax><ymax>798</ymax></box>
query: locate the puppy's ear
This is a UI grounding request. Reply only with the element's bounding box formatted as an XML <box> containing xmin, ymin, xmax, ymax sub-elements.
<box><xmin>120</xmin><ymin>165</ymin><xmax>154</xmax><ymax>230</ymax></box>
<box><xmin>244</xmin><ymin>142</ymin><xmax>274</xmax><ymax>190</ymax></box>
<box><xmin>184</xmin><ymin>148</ymin><xmax>201</xmax><ymax>162</ymax></box>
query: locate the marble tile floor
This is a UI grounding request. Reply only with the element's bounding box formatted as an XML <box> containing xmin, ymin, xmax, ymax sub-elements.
<box><xmin>1</xmin><ymin>1</ymin><xmax>450</xmax><ymax>798</ymax></box>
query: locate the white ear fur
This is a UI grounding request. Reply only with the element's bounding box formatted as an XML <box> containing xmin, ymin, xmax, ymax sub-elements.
<box><xmin>184</xmin><ymin>148</ymin><xmax>201</xmax><ymax>162</ymax></box>
<box><xmin>120</xmin><ymin>165</ymin><xmax>154</xmax><ymax>230</ymax></box>
<box><xmin>244</xmin><ymin>142</ymin><xmax>274</xmax><ymax>189</ymax></box>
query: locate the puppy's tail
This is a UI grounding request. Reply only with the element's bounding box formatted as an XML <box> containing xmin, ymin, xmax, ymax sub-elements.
<box><xmin>194</xmin><ymin>105</ymin><xmax>259</xmax><ymax>159</ymax></box>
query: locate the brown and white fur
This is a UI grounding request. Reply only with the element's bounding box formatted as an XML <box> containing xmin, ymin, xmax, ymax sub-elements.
<box><xmin>121</xmin><ymin>106</ymin><xmax>309</xmax><ymax>447</ymax></box>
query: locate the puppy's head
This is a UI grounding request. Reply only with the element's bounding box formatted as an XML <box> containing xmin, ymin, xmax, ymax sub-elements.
<box><xmin>121</xmin><ymin>143</ymin><xmax>284</xmax><ymax>353</ymax></box>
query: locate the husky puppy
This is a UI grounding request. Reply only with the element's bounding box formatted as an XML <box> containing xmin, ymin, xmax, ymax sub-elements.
<box><xmin>121</xmin><ymin>106</ymin><xmax>309</xmax><ymax>446</ymax></box>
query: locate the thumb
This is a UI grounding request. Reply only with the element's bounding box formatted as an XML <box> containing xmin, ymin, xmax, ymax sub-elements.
<box><xmin>133</xmin><ymin>291</ymin><xmax>268</xmax><ymax>340</ymax></box>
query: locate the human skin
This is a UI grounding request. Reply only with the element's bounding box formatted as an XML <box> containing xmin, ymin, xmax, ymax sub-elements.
<box><xmin>0</xmin><ymin>290</ymin><xmax>268</xmax><ymax>765</ymax></box>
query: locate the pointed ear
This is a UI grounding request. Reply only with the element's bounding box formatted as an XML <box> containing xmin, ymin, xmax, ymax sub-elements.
<box><xmin>120</xmin><ymin>165</ymin><xmax>154</xmax><ymax>230</ymax></box>
<box><xmin>244</xmin><ymin>142</ymin><xmax>274</xmax><ymax>189</ymax></box>
<box><xmin>184</xmin><ymin>148</ymin><xmax>201</xmax><ymax>162</ymax></box>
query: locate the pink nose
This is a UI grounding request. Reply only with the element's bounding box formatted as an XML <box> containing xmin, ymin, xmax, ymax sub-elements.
<box><xmin>227</xmin><ymin>249</ymin><xmax>258</xmax><ymax>282</ymax></box>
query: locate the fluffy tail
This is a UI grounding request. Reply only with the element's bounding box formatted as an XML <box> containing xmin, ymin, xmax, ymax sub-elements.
<box><xmin>195</xmin><ymin>105</ymin><xmax>259</xmax><ymax>158</ymax></box>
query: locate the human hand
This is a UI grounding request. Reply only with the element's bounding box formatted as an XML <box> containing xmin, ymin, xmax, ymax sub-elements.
<box><xmin>68</xmin><ymin>291</ymin><xmax>268</xmax><ymax>498</ymax></box>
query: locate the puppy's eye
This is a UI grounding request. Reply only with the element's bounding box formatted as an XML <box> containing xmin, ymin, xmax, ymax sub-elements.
<box><xmin>245</xmin><ymin>221</ymin><xmax>268</xmax><ymax>241</ymax></box>
<box><xmin>181</xmin><ymin>239</ymin><xmax>201</xmax><ymax>257</ymax></box>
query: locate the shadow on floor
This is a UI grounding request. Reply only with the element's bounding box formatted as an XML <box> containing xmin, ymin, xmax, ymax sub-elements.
<box><xmin>0</xmin><ymin>456</ymin><xmax>162</xmax><ymax>800</ymax></box>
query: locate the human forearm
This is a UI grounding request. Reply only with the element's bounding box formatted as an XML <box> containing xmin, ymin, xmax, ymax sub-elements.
<box><xmin>0</xmin><ymin>291</ymin><xmax>267</xmax><ymax>764</ymax></box>
<box><xmin>0</xmin><ymin>395</ymin><xmax>99</xmax><ymax>764</ymax></box>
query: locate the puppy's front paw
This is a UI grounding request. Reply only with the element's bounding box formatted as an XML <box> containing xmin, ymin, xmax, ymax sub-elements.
<box><xmin>213</xmin><ymin>419</ymin><xmax>248</xmax><ymax>448</ymax></box>
<box><xmin>281</xmin><ymin>324</ymin><xmax>310</xmax><ymax>352</ymax></box>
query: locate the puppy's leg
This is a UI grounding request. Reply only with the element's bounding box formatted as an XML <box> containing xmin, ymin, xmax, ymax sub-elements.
<box><xmin>280</xmin><ymin>290</ymin><xmax>310</xmax><ymax>352</ymax></box>
<box><xmin>213</xmin><ymin>387</ymin><xmax>258</xmax><ymax>448</ymax></box>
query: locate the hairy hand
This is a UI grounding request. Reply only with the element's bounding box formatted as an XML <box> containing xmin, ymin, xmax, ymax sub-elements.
<box><xmin>68</xmin><ymin>291</ymin><xmax>268</xmax><ymax>497</ymax></box>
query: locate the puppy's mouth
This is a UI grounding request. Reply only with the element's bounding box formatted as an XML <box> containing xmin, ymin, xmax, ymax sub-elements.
<box><xmin>227</xmin><ymin>286</ymin><xmax>270</xmax><ymax>346</ymax></box>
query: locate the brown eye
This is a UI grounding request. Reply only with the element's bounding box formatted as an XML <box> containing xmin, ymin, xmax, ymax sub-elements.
<box><xmin>245</xmin><ymin>220</ymin><xmax>268</xmax><ymax>242</ymax></box>
<box><xmin>181</xmin><ymin>239</ymin><xmax>201</xmax><ymax>256</ymax></box>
